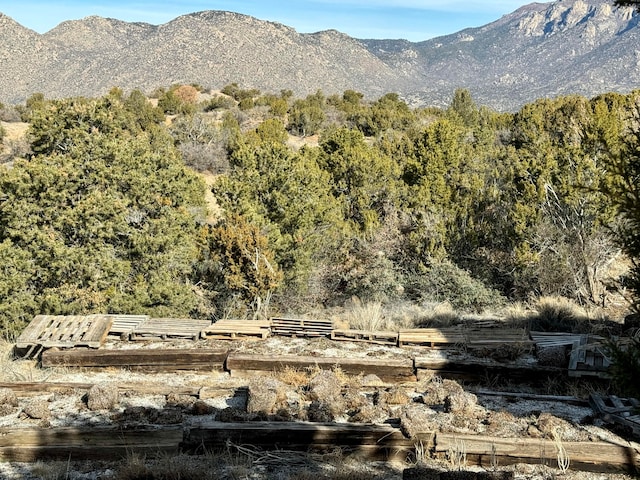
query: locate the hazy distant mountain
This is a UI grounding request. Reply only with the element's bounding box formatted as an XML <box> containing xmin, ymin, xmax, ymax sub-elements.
<box><xmin>0</xmin><ymin>0</ymin><xmax>638</xmax><ymax>111</ymax></box>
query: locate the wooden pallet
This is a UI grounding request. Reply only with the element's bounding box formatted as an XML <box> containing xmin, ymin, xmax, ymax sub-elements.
<box><xmin>398</xmin><ymin>328</ymin><xmax>465</xmax><ymax>347</ymax></box>
<box><xmin>129</xmin><ymin>318</ymin><xmax>211</xmax><ymax>341</ymax></box>
<box><xmin>568</xmin><ymin>336</ymin><xmax>611</xmax><ymax>378</ymax></box>
<box><xmin>530</xmin><ymin>331</ymin><xmax>584</xmax><ymax>348</ymax></box>
<box><xmin>590</xmin><ymin>393</ymin><xmax>640</xmax><ymax>438</ymax></box>
<box><xmin>202</xmin><ymin>319</ymin><xmax>270</xmax><ymax>340</ymax></box>
<box><xmin>270</xmin><ymin>317</ymin><xmax>333</xmax><ymax>337</ymax></box>
<box><xmin>107</xmin><ymin>314</ymin><xmax>149</xmax><ymax>340</ymax></box>
<box><xmin>330</xmin><ymin>329</ymin><xmax>398</xmax><ymax>346</ymax></box>
<box><xmin>466</xmin><ymin>328</ymin><xmax>532</xmax><ymax>348</ymax></box>
<box><xmin>15</xmin><ymin>315</ymin><xmax>113</xmax><ymax>350</ymax></box>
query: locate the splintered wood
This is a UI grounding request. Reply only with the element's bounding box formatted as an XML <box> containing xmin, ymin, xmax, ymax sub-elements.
<box><xmin>15</xmin><ymin>315</ymin><xmax>113</xmax><ymax>350</ymax></box>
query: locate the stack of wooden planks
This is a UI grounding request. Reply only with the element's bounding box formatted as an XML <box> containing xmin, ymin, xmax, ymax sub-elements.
<box><xmin>330</xmin><ymin>329</ymin><xmax>398</xmax><ymax>345</ymax></box>
<box><xmin>270</xmin><ymin>317</ymin><xmax>333</xmax><ymax>337</ymax></box>
<box><xmin>129</xmin><ymin>317</ymin><xmax>211</xmax><ymax>341</ymax></box>
<box><xmin>398</xmin><ymin>328</ymin><xmax>465</xmax><ymax>347</ymax></box>
<box><xmin>201</xmin><ymin>319</ymin><xmax>271</xmax><ymax>340</ymax></box>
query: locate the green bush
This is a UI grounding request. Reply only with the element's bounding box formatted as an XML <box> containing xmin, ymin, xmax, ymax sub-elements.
<box><xmin>607</xmin><ymin>337</ymin><xmax>640</xmax><ymax>398</ymax></box>
<box><xmin>406</xmin><ymin>259</ymin><xmax>506</xmax><ymax>312</ymax></box>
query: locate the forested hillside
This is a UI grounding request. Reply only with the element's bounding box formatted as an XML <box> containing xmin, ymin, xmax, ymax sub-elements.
<box><xmin>0</xmin><ymin>84</ymin><xmax>638</xmax><ymax>337</ymax></box>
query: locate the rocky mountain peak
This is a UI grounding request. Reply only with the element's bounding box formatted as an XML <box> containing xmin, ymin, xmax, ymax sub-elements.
<box><xmin>0</xmin><ymin>0</ymin><xmax>639</xmax><ymax>111</ymax></box>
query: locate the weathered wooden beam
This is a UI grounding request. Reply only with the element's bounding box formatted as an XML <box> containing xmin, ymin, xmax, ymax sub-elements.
<box><xmin>0</xmin><ymin>381</ymin><xmax>203</xmax><ymax>397</ymax></box>
<box><xmin>40</xmin><ymin>348</ymin><xmax>228</xmax><ymax>371</ymax></box>
<box><xmin>225</xmin><ymin>353</ymin><xmax>416</xmax><ymax>382</ymax></box>
<box><xmin>435</xmin><ymin>433</ymin><xmax>640</xmax><ymax>473</ymax></box>
<box><xmin>184</xmin><ymin>421</ymin><xmax>422</xmax><ymax>460</ymax></box>
<box><xmin>414</xmin><ymin>356</ymin><xmax>566</xmax><ymax>383</ymax></box>
<box><xmin>0</xmin><ymin>426</ymin><xmax>182</xmax><ymax>461</ymax></box>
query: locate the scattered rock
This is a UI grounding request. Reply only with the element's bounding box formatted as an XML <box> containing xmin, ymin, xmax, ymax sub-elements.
<box><xmin>361</xmin><ymin>374</ymin><xmax>385</xmax><ymax>387</ymax></box>
<box><xmin>399</xmin><ymin>403</ymin><xmax>438</xmax><ymax>439</ymax></box>
<box><xmin>375</xmin><ymin>387</ymin><xmax>411</xmax><ymax>407</ymax></box>
<box><xmin>537</xmin><ymin>346</ymin><xmax>568</xmax><ymax>367</ymax></box>
<box><xmin>349</xmin><ymin>404</ymin><xmax>387</xmax><ymax>424</ymax></box>
<box><xmin>0</xmin><ymin>388</ymin><xmax>18</xmax><ymax>416</ymax></box>
<box><xmin>443</xmin><ymin>391</ymin><xmax>477</xmax><ymax>414</ymax></box>
<box><xmin>247</xmin><ymin>377</ymin><xmax>288</xmax><ymax>415</ymax></box>
<box><xmin>87</xmin><ymin>383</ymin><xmax>119</xmax><ymax>411</ymax></box>
<box><xmin>308</xmin><ymin>370</ymin><xmax>342</xmax><ymax>402</ymax></box>
<box><xmin>22</xmin><ymin>399</ymin><xmax>51</xmax><ymax>420</ymax></box>
<box><xmin>191</xmin><ymin>400</ymin><xmax>216</xmax><ymax>416</ymax></box>
<box><xmin>422</xmin><ymin>378</ymin><xmax>464</xmax><ymax>405</ymax></box>
<box><xmin>307</xmin><ymin>400</ymin><xmax>334</xmax><ymax>422</ymax></box>
<box><xmin>166</xmin><ymin>393</ymin><xmax>196</xmax><ymax>409</ymax></box>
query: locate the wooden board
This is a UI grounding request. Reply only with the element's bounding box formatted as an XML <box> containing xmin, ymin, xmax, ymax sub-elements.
<box><xmin>466</xmin><ymin>328</ymin><xmax>532</xmax><ymax>347</ymax></box>
<box><xmin>435</xmin><ymin>433</ymin><xmax>640</xmax><ymax>473</ymax></box>
<box><xmin>415</xmin><ymin>356</ymin><xmax>566</xmax><ymax>384</ymax></box>
<box><xmin>184</xmin><ymin>421</ymin><xmax>423</xmax><ymax>460</ymax></box>
<box><xmin>398</xmin><ymin>328</ymin><xmax>465</xmax><ymax>347</ymax></box>
<box><xmin>226</xmin><ymin>353</ymin><xmax>416</xmax><ymax>382</ymax></box>
<box><xmin>0</xmin><ymin>381</ymin><xmax>203</xmax><ymax>398</ymax></box>
<box><xmin>202</xmin><ymin>319</ymin><xmax>270</xmax><ymax>340</ymax></box>
<box><xmin>568</xmin><ymin>340</ymin><xmax>611</xmax><ymax>377</ymax></box>
<box><xmin>107</xmin><ymin>314</ymin><xmax>149</xmax><ymax>340</ymax></box>
<box><xmin>330</xmin><ymin>329</ymin><xmax>398</xmax><ymax>346</ymax></box>
<box><xmin>15</xmin><ymin>315</ymin><xmax>113</xmax><ymax>350</ymax></box>
<box><xmin>41</xmin><ymin>348</ymin><xmax>228</xmax><ymax>372</ymax></box>
<box><xmin>0</xmin><ymin>425</ymin><xmax>182</xmax><ymax>461</ymax></box>
<box><xmin>130</xmin><ymin>317</ymin><xmax>211</xmax><ymax>341</ymax></box>
<box><xmin>590</xmin><ymin>394</ymin><xmax>640</xmax><ymax>437</ymax></box>
<box><xmin>270</xmin><ymin>317</ymin><xmax>333</xmax><ymax>337</ymax></box>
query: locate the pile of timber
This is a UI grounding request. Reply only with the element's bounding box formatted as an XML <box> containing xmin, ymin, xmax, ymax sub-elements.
<box><xmin>107</xmin><ymin>314</ymin><xmax>149</xmax><ymax>340</ymax></box>
<box><xmin>270</xmin><ymin>317</ymin><xmax>334</xmax><ymax>337</ymax></box>
<box><xmin>330</xmin><ymin>329</ymin><xmax>398</xmax><ymax>345</ymax></box>
<box><xmin>590</xmin><ymin>393</ymin><xmax>640</xmax><ymax>438</ymax></box>
<box><xmin>398</xmin><ymin>327</ymin><xmax>531</xmax><ymax>349</ymax></box>
<box><xmin>129</xmin><ymin>317</ymin><xmax>212</xmax><ymax>341</ymax></box>
<box><xmin>0</xmin><ymin>421</ymin><xmax>636</xmax><ymax>472</ymax></box>
<box><xmin>201</xmin><ymin>319</ymin><xmax>271</xmax><ymax>340</ymax></box>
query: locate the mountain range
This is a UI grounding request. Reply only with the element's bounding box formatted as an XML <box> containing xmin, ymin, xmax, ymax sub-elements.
<box><xmin>0</xmin><ymin>0</ymin><xmax>639</xmax><ymax>111</ymax></box>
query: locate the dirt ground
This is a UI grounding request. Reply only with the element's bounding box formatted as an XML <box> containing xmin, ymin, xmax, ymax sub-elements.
<box><xmin>0</xmin><ymin>335</ymin><xmax>637</xmax><ymax>480</ymax></box>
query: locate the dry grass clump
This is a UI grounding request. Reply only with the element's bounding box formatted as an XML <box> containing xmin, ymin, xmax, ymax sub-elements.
<box><xmin>529</xmin><ymin>296</ymin><xmax>591</xmax><ymax>333</ymax></box>
<box><xmin>342</xmin><ymin>299</ymin><xmax>390</xmax><ymax>331</ymax></box>
<box><xmin>484</xmin><ymin>410</ymin><xmax>528</xmax><ymax>437</ymax></box>
<box><xmin>399</xmin><ymin>403</ymin><xmax>439</xmax><ymax>439</ymax></box>
<box><xmin>21</xmin><ymin>399</ymin><xmax>51</xmax><ymax>421</ymax></box>
<box><xmin>86</xmin><ymin>382</ymin><xmax>119</xmax><ymax>411</ymax></box>
<box><xmin>414</xmin><ymin>302</ymin><xmax>462</xmax><ymax>328</ymax></box>
<box><xmin>0</xmin><ymin>387</ymin><xmax>18</xmax><ymax>416</ymax></box>
<box><xmin>247</xmin><ymin>376</ymin><xmax>289</xmax><ymax>415</ymax></box>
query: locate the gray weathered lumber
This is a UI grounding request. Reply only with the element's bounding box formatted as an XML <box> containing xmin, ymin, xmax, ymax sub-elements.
<box><xmin>41</xmin><ymin>348</ymin><xmax>228</xmax><ymax>371</ymax></box>
<box><xmin>225</xmin><ymin>353</ymin><xmax>416</xmax><ymax>382</ymax></box>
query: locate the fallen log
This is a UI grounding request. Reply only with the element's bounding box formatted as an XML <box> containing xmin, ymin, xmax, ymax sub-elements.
<box><xmin>40</xmin><ymin>348</ymin><xmax>228</xmax><ymax>372</ymax></box>
<box><xmin>225</xmin><ymin>353</ymin><xmax>416</xmax><ymax>382</ymax></box>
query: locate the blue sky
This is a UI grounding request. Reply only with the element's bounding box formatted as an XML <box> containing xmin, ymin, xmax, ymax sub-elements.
<box><xmin>2</xmin><ymin>0</ymin><xmax>552</xmax><ymax>42</ymax></box>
